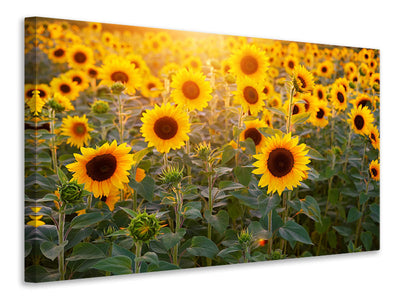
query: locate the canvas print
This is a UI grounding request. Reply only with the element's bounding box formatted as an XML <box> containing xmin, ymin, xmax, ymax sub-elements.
<box><xmin>24</xmin><ymin>17</ymin><xmax>380</xmax><ymax>283</ymax></box>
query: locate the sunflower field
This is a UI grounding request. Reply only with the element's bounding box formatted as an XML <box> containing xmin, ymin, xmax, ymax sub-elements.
<box><xmin>24</xmin><ymin>17</ymin><xmax>380</xmax><ymax>282</ymax></box>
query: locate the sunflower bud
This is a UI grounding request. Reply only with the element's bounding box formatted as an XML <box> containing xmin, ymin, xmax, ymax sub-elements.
<box><xmin>160</xmin><ymin>165</ymin><xmax>183</xmax><ymax>187</ymax></box>
<box><xmin>332</xmin><ymin>146</ymin><xmax>342</xmax><ymax>156</ymax></box>
<box><xmin>194</xmin><ymin>141</ymin><xmax>212</xmax><ymax>161</ymax></box>
<box><xmin>111</xmin><ymin>82</ymin><xmax>126</xmax><ymax>95</ymax></box>
<box><xmin>349</xmin><ymin>82</ymin><xmax>356</xmax><ymax>89</ymax></box>
<box><xmin>91</xmin><ymin>100</ymin><xmax>110</xmax><ymax>114</ymax></box>
<box><xmin>128</xmin><ymin>212</ymin><xmax>161</xmax><ymax>243</ymax></box>
<box><xmin>224</xmin><ymin>74</ymin><xmax>236</xmax><ymax>84</ymax></box>
<box><xmin>372</xmin><ymin>83</ymin><xmax>380</xmax><ymax>93</ymax></box>
<box><xmin>47</xmin><ymin>98</ymin><xmax>65</xmax><ymax>113</ymax></box>
<box><xmin>268</xmin><ymin>249</ymin><xmax>285</xmax><ymax>260</ymax></box>
<box><xmin>238</xmin><ymin>229</ymin><xmax>252</xmax><ymax>249</ymax></box>
<box><xmin>59</xmin><ymin>182</ymin><xmax>83</xmax><ymax>204</ymax></box>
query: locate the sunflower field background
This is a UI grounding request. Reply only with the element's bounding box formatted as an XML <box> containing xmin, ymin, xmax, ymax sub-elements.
<box><xmin>24</xmin><ymin>17</ymin><xmax>380</xmax><ymax>283</ymax></box>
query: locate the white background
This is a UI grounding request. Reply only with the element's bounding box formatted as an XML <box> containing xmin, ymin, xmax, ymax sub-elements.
<box><xmin>2</xmin><ymin>1</ymin><xmax>399</xmax><ymax>299</ymax></box>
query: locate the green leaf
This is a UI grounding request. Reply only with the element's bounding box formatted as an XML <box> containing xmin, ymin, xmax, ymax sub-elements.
<box><xmin>129</xmin><ymin>176</ymin><xmax>155</xmax><ymax>202</ymax></box>
<box><xmin>221</xmin><ymin>145</ymin><xmax>236</xmax><ymax>165</ymax></box>
<box><xmin>265</xmin><ymin>106</ymin><xmax>287</xmax><ymax>117</ymax></box>
<box><xmin>204</xmin><ymin>210</ymin><xmax>229</xmax><ymax>234</ymax></box>
<box><xmin>361</xmin><ymin>231</ymin><xmax>373</xmax><ymax>251</ymax></box>
<box><xmin>278</xmin><ymin>220</ymin><xmax>313</xmax><ymax>245</ymax></box>
<box><xmin>25</xmin><ymin>242</ymin><xmax>32</xmax><ymax>257</ymax></box>
<box><xmin>300</xmin><ymin>196</ymin><xmax>322</xmax><ymax>223</ymax></box>
<box><xmin>369</xmin><ymin>203</ymin><xmax>380</xmax><ymax>223</ymax></box>
<box><xmin>218</xmin><ymin>180</ymin><xmax>245</xmax><ymax>192</ymax></box>
<box><xmin>291</xmin><ymin>112</ymin><xmax>310</xmax><ymax>125</ymax></box>
<box><xmin>230</xmin><ymin>190</ymin><xmax>258</xmax><ymax>209</ymax></box>
<box><xmin>234</xmin><ymin>166</ymin><xmax>253</xmax><ymax>186</ymax></box>
<box><xmin>40</xmin><ymin>240</ymin><xmax>68</xmax><ymax>261</ymax></box>
<box><xmin>160</xmin><ymin>228</ymin><xmax>186</xmax><ymax>250</ymax></box>
<box><xmin>69</xmin><ymin>212</ymin><xmax>109</xmax><ymax>229</ymax></box>
<box><xmin>57</xmin><ymin>167</ymin><xmax>69</xmax><ymax>185</ymax></box>
<box><xmin>119</xmin><ymin>207</ymin><xmax>138</xmax><ymax>219</ymax></box>
<box><xmin>67</xmin><ymin>242</ymin><xmax>106</xmax><ymax>261</ymax></box>
<box><xmin>316</xmin><ymin>216</ymin><xmax>331</xmax><ymax>234</ymax></box>
<box><xmin>347</xmin><ymin>207</ymin><xmax>362</xmax><ymax>223</ymax></box>
<box><xmin>333</xmin><ymin>225</ymin><xmax>352</xmax><ymax>237</ymax></box>
<box><xmin>136</xmin><ymin>252</ymin><xmax>159</xmax><ymax>267</ymax></box>
<box><xmin>305</xmin><ymin>146</ymin><xmax>325</xmax><ymax>160</ymax></box>
<box><xmin>327</xmin><ymin>230</ymin><xmax>337</xmax><ymax>248</ymax></box>
<box><xmin>182</xmin><ymin>202</ymin><xmax>202</xmax><ymax>220</ymax></box>
<box><xmin>328</xmin><ymin>188</ymin><xmax>340</xmax><ymax>205</ymax></box>
<box><xmin>359</xmin><ymin>192</ymin><xmax>369</xmax><ymax>205</ymax></box>
<box><xmin>187</xmin><ymin>236</ymin><xmax>219</xmax><ymax>259</ymax></box>
<box><xmin>112</xmin><ymin>243</ymin><xmax>136</xmax><ymax>266</ymax></box>
<box><xmin>132</xmin><ymin>147</ymin><xmax>152</xmax><ymax>167</ymax></box>
<box><xmin>92</xmin><ymin>256</ymin><xmax>132</xmax><ymax>275</ymax></box>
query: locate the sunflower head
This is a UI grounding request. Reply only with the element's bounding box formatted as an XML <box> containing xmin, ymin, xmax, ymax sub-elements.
<box><xmin>237</xmin><ymin>229</ymin><xmax>252</xmax><ymax>249</ymax></box>
<box><xmin>234</xmin><ymin>76</ymin><xmax>266</xmax><ymax>115</ymax></box>
<box><xmin>160</xmin><ymin>164</ymin><xmax>184</xmax><ymax>188</ymax></box>
<box><xmin>369</xmin><ymin>160</ymin><xmax>380</xmax><ymax>181</ymax></box>
<box><xmin>292</xmin><ymin>65</ymin><xmax>314</xmax><ymax>94</ymax></box>
<box><xmin>348</xmin><ymin>106</ymin><xmax>375</xmax><ymax>136</ymax></box>
<box><xmin>252</xmin><ymin>133</ymin><xmax>310</xmax><ymax>195</ymax></box>
<box><xmin>128</xmin><ymin>211</ymin><xmax>161</xmax><ymax>243</ymax></box>
<box><xmin>91</xmin><ymin>99</ymin><xmax>110</xmax><ymax>114</ymax></box>
<box><xmin>140</xmin><ymin>103</ymin><xmax>190</xmax><ymax>153</ymax></box>
<box><xmin>60</xmin><ymin>115</ymin><xmax>93</xmax><ymax>148</ymax></box>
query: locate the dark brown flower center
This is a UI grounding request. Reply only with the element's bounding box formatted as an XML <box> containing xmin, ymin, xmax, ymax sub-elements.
<box><xmin>293</xmin><ymin>104</ymin><xmax>300</xmax><ymax>115</ymax></box>
<box><xmin>74</xmin><ymin>51</ymin><xmax>87</xmax><ymax>64</ymax></box>
<box><xmin>370</xmin><ymin>133</ymin><xmax>376</xmax><ymax>141</ymax></box>
<box><xmin>371</xmin><ymin>167</ymin><xmax>377</xmax><ymax>177</ymax></box>
<box><xmin>27</xmin><ymin>89</ymin><xmax>46</xmax><ymax>98</ymax></box>
<box><xmin>297</xmin><ymin>76</ymin><xmax>306</xmax><ymax>88</ymax></box>
<box><xmin>72</xmin><ymin>76</ymin><xmax>82</xmax><ymax>85</ymax></box>
<box><xmin>267</xmin><ymin>148</ymin><xmax>295</xmax><ymax>178</ymax></box>
<box><xmin>358</xmin><ymin>99</ymin><xmax>370</xmax><ymax>108</ymax></box>
<box><xmin>243</xmin><ymin>86</ymin><xmax>259</xmax><ymax>104</ymax></box>
<box><xmin>263</xmin><ymin>87</ymin><xmax>269</xmax><ymax>95</ymax></box>
<box><xmin>88</xmin><ymin>68</ymin><xmax>98</xmax><ymax>78</ymax></box>
<box><xmin>86</xmin><ymin>154</ymin><xmax>117</xmax><ymax>181</ymax></box>
<box><xmin>316</xmin><ymin>108</ymin><xmax>325</xmax><ymax>119</ymax></box>
<box><xmin>111</xmin><ymin>71</ymin><xmax>129</xmax><ymax>84</ymax></box>
<box><xmin>354</xmin><ymin>115</ymin><xmax>365</xmax><ymax>130</ymax></box>
<box><xmin>72</xmin><ymin>122</ymin><xmax>87</xmax><ymax>136</ymax></box>
<box><xmin>54</xmin><ymin>48</ymin><xmax>65</xmax><ymax>57</ymax></box>
<box><xmin>244</xmin><ymin>128</ymin><xmax>262</xmax><ymax>146</ymax></box>
<box><xmin>147</xmin><ymin>82</ymin><xmax>156</xmax><ymax>90</ymax></box>
<box><xmin>182</xmin><ymin>81</ymin><xmax>200</xmax><ymax>100</ymax></box>
<box><xmin>153</xmin><ymin>116</ymin><xmax>178</xmax><ymax>140</ymax></box>
<box><xmin>337</xmin><ymin>92</ymin><xmax>344</xmax><ymax>103</ymax></box>
<box><xmin>288</xmin><ymin>60</ymin><xmax>295</xmax><ymax>69</ymax></box>
<box><xmin>317</xmin><ymin>90</ymin><xmax>323</xmax><ymax>100</ymax></box>
<box><xmin>321</xmin><ymin>66</ymin><xmax>327</xmax><ymax>73</ymax></box>
<box><xmin>60</xmin><ymin>84</ymin><xmax>71</xmax><ymax>94</ymax></box>
<box><xmin>240</xmin><ymin>55</ymin><xmax>258</xmax><ymax>75</ymax></box>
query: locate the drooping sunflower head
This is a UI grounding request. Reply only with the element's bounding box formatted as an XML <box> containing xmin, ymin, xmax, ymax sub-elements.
<box><xmin>252</xmin><ymin>133</ymin><xmax>310</xmax><ymax>195</ymax></box>
<box><xmin>66</xmin><ymin>140</ymin><xmax>134</xmax><ymax>198</ymax></box>
<box><xmin>48</xmin><ymin>92</ymin><xmax>75</xmax><ymax>112</ymax></box>
<box><xmin>292</xmin><ymin>65</ymin><xmax>315</xmax><ymax>94</ymax></box>
<box><xmin>348</xmin><ymin>105</ymin><xmax>375</xmax><ymax>136</ymax></box>
<box><xmin>66</xmin><ymin>44</ymin><xmax>94</xmax><ymax>69</ymax></box>
<box><xmin>368</xmin><ymin>125</ymin><xmax>380</xmax><ymax>150</ymax></box>
<box><xmin>330</xmin><ymin>83</ymin><xmax>347</xmax><ymax>111</ymax></box>
<box><xmin>60</xmin><ymin>115</ymin><xmax>93</xmax><ymax>148</ymax></box>
<box><xmin>99</xmin><ymin>57</ymin><xmax>142</xmax><ymax>95</ymax></box>
<box><xmin>140</xmin><ymin>103</ymin><xmax>191</xmax><ymax>153</ymax></box>
<box><xmin>369</xmin><ymin>160</ymin><xmax>380</xmax><ymax>181</ymax></box>
<box><xmin>240</xmin><ymin>119</ymin><xmax>268</xmax><ymax>153</ymax></box>
<box><xmin>234</xmin><ymin>76</ymin><xmax>266</xmax><ymax>115</ymax></box>
<box><xmin>229</xmin><ymin>43</ymin><xmax>269</xmax><ymax>81</ymax></box>
<box><xmin>170</xmin><ymin>68</ymin><xmax>212</xmax><ymax>111</ymax></box>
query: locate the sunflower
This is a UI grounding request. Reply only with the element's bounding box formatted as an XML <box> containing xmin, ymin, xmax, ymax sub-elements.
<box><xmin>60</xmin><ymin>115</ymin><xmax>93</xmax><ymax>148</ymax></box>
<box><xmin>100</xmin><ymin>185</ymin><xmax>120</xmax><ymax>211</ymax></box>
<box><xmin>50</xmin><ymin>75</ymin><xmax>80</xmax><ymax>100</ymax></box>
<box><xmin>170</xmin><ymin>68</ymin><xmax>212</xmax><ymax>111</ymax></box>
<box><xmin>126</xmin><ymin>53</ymin><xmax>150</xmax><ymax>75</ymax></box>
<box><xmin>284</xmin><ymin>99</ymin><xmax>305</xmax><ymax>117</ymax></box>
<box><xmin>240</xmin><ymin>119</ymin><xmax>268</xmax><ymax>153</ymax></box>
<box><xmin>316</xmin><ymin>60</ymin><xmax>334</xmax><ymax>78</ymax></box>
<box><xmin>262</xmin><ymin>81</ymin><xmax>275</xmax><ymax>98</ymax></box>
<box><xmin>292</xmin><ymin>65</ymin><xmax>314</xmax><ymax>94</ymax></box>
<box><xmin>267</xmin><ymin>93</ymin><xmax>282</xmax><ymax>108</ymax></box>
<box><xmin>313</xmin><ymin>84</ymin><xmax>326</xmax><ymax>102</ymax></box>
<box><xmin>229</xmin><ymin>43</ymin><xmax>269</xmax><ymax>81</ymax></box>
<box><xmin>221</xmin><ymin>58</ymin><xmax>232</xmax><ymax>76</ymax></box>
<box><xmin>52</xmin><ymin>92</ymin><xmax>75</xmax><ymax>111</ymax></box>
<box><xmin>141</xmin><ymin>75</ymin><xmax>163</xmax><ymax>98</ymax></box>
<box><xmin>234</xmin><ymin>76</ymin><xmax>266</xmax><ymax>115</ymax></box>
<box><xmin>369</xmin><ymin>160</ymin><xmax>380</xmax><ymax>181</ymax></box>
<box><xmin>48</xmin><ymin>45</ymin><xmax>68</xmax><ymax>64</ymax></box>
<box><xmin>252</xmin><ymin>133</ymin><xmax>310</xmax><ymax>195</ymax></box>
<box><xmin>183</xmin><ymin>56</ymin><xmax>203</xmax><ymax>72</ymax></box>
<box><xmin>309</xmin><ymin>101</ymin><xmax>331</xmax><ymax>128</ymax></box>
<box><xmin>330</xmin><ymin>84</ymin><xmax>347</xmax><ymax>111</ymax></box>
<box><xmin>64</xmin><ymin>69</ymin><xmax>90</xmax><ymax>92</ymax></box>
<box><xmin>368</xmin><ymin>125</ymin><xmax>380</xmax><ymax>150</ymax></box>
<box><xmin>334</xmin><ymin>77</ymin><xmax>350</xmax><ymax>94</ymax></box>
<box><xmin>284</xmin><ymin>55</ymin><xmax>299</xmax><ymax>74</ymax></box>
<box><xmin>140</xmin><ymin>103</ymin><xmax>190</xmax><ymax>153</ymax></box>
<box><xmin>369</xmin><ymin>73</ymin><xmax>380</xmax><ymax>91</ymax></box>
<box><xmin>66</xmin><ymin>44</ymin><xmax>94</xmax><ymax>69</ymax></box>
<box><xmin>348</xmin><ymin>106</ymin><xmax>375</xmax><ymax>135</ymax></box>
<box><xmin>295</xmin><ymin>93</ymin><xmax>316</xmax><ymax>114</ymax></box>
<box><xmin>351</xmin><ymin>93</ymin><xmax>373</xmax><ymax>109</ymax></box>
<box><xmin>99</xmin><ymin>57</ymin><xmax>142</xmax><ymax>94</ymax></box>
<box><xmin>67</xmin><ymin>140</ymin><xmax>134</xmax><ymax>198</ymax></box>
<box><xmin>86</xmin><ymin>65</ymin><xmax>100</xmax><ymax>79</ymax></box>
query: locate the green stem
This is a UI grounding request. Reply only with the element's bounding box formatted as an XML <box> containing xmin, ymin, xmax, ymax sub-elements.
<box><xmin>173</xmin><ymin>186</ymin><xmax>182</xmax><ymax>266</ymax></box>
<box><xmin>58</xmin><ymin>206</ymin><xmax>65</xmax><ymax>280</ymax></box>
<box><xmin>286</xmin><ymin>87</ymin><xmax>295</xmax><ymax>134</ymax></box>
<box><xmin>134</xmin><ymin>241</ymin><xmax>142</xmax><ymax>273</ymax></box>
<box><xmin>49</xmin><ymin>108</ymin><xmax>58</xmax><ymax>172</ymax></box>
<box><xmin>268</xmin><ymin>209</ymin><xmax>273</xmax><ymax>255</ymax></box>
<box><xmin>117</xmin><ymin>93</ymin><xmax>124</xmax><ymax>144</ymax></box>
<box><xmin>207</xmin><ymin>162</ymin><xmax>213</xmax><ymax>266</ymax></box>
<box><xmin>355</xmin><ymin>178</ymin><xmax>370</xmax><ymax>248</ymax></box>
